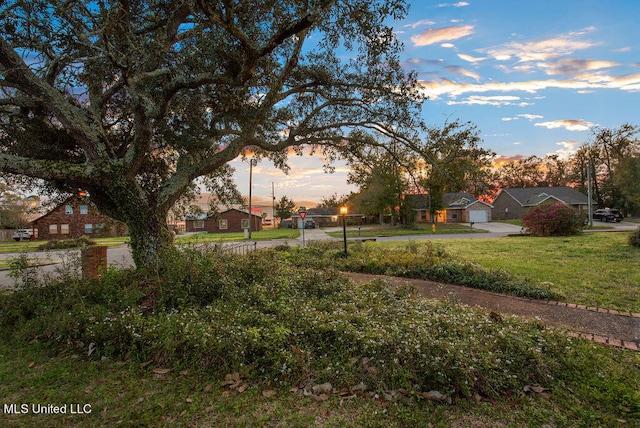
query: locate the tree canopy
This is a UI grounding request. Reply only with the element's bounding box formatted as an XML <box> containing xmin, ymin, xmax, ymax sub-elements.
<box><xmin>491</xmin><ymin>124</ymin><xmax>640</xmax><ymax>215</ymax></box>
<box><xmin>0</xmin><ymin>0</ymin><xmax>424</xmax><ymax>272</ymax></box>
<box><xmin>273</xmin><ymin>195</ymin><xmax>296</xmax><ymax>222</ymax></box>
<box><xmin>414</xmin><ymin>120</ymin><xmax>494</xmax><ymax>211</ymax></box>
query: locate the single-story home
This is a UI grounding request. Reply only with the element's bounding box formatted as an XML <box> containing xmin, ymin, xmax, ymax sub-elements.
<box><xmin>31</xmin><ymin>195</ymin><xmax>127</xmax><ymax>240</ymax></box>
<box><xmin>185</xmin><ymin>209</ymin><xmax>263</xmax><ymax>233</ymax></box>
<box><xmin>406</xmin><ymin>193</ymin><xmax>493</xmax><ymax>224</ymax></box>
<box><xmin>491</xmin><ymin>186</ymin><xmax>591</xmax><ymax>220</ymax></box>
<box><xmin>290</xmin><ymin>207</ymin><xmax>366</xmax><ymax>228</ymax></box>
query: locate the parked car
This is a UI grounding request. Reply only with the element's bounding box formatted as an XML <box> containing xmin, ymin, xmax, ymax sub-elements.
<box><xmin>12</xmin><ymin>229</ymin><xmax>38</xmax><ymax>241</ymax></box>
<box><xmin>592</xmin><ymin>208</ymin><xmax>623</xmax><ymax>222</ymax></box>
<box><xmin>303</xmin><ymin>219</ymin><xmax>316</xmax><ymax>229</ymax></box>
<box><xmin>279</xmin><ymin>219</ymin><xmax>292</xmax><ymax>228</ymax></box>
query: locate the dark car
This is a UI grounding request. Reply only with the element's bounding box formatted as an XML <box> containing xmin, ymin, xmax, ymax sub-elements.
<box><xmin>592</xmin><ymin>208</ymin><xmax>623</xmax><ymax>222</ymax></box>
<box><xmin>279</xmin><ymin>219</ymin><xmax>293</xmax><ymax>228</ymax></box>
<box><xmin>303</xmin><ymin>219</ymin><xmax>316</xmax><ymax>229</ymax></box>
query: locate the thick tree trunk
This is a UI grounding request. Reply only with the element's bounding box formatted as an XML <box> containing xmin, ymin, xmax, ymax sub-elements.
<box><xmin>127</xmin><ymin>212</ymin><xmax>177</xmax><ymax>275</ymax></box>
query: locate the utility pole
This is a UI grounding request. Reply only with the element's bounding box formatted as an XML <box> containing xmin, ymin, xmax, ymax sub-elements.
<box><xmin>587</xmin><ymin>159</ymin><xmax>593</xmax><ymax>227</ymax></box>
<box><xmin>272</xmin><ymin>182</ymin><xmax>275</xmax><ymax>228</ymax></box>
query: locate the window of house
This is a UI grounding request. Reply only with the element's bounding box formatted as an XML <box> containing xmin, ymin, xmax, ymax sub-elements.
<box><xmin>420</xmin><ymin>211</ymin><xmax>427</xmax><ymax>220</ymax></box>
<box><xmin>84</xmin><ymin>224</ymin><xmax>93</xmax><ymax>234</ymax></box>
<box><xmin>60</xmin><ymin>224</ymin><xmax>70</xmax><ymax>234</ymax></box>
<box><xmin>95</xmin><ymin>223</ymin><xmax>105</xmax><ymax>233</ymax></box>
<box><xmin>452</xmin><ymin>213</ymin><xmax>458</xmax><ymax>219</ymax></box>
<box><xmin>80</xmin><ymin>205</ymin><xmax>89</xmax><ymax>214</ymax></box>
<box><xmin>219</xmin><ymin>219</ymin><xmax>228</xmax><ymax>230</ymax></box>
<box><xmin>65</xmin><ymin>205</ymin><xmax>73</xmax><ymax>214</ymax></box>
<box><xmin>194</xmin><ymin>220</ymin><xmax>204</xmax><ymax>229</ymax></box>
<box><xmin>49</xmin><ymin>224</ymin><xmax>58</xmax><ymax>234</ymax></box>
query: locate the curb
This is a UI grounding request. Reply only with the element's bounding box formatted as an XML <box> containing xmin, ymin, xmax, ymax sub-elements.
<box><xmin>567</xmin><ymin>332</ymin><xmax>639</xmax><ymax>352</ymax></box>
<box><xmin>519</xmin><ymin>296</ymin><xmax>640</xmax><ymax>352</ymax></box>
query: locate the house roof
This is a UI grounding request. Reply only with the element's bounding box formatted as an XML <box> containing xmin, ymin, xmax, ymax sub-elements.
<box><xmin>497</xmin><ymin>187</ymin><xmax>589</xmax><ymax>207</ymax></box>
<box><xmin>307</xmin><ymin>207</ymin><xmax>340</xmax><ymax>216</ymax></box>
<box><xmin>184</xmin><ymin>213</ymin><xmax>208</xmax><ymax>221</ymax></box>
<box><xmin>31</xmin><ymin>195</ymin><xmax>93</xmax><ymax>224</ymax></box>
<box><xmin>406</xmin><ymin>193</ymin><xmax>491</xmax><ymax>210</ymax></box>
<box><xmin>184</xmin><ymin>208</ymin><xmax>261</xmax><ymax>221</ymax></box>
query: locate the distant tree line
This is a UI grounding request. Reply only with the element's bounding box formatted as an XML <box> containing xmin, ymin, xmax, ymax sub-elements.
<box><xmin>490</xmin><ymin>124</ymin><xmax>640</xmax><ymax>215</ymax></box>
<box><xmin>321</xmin><ymin>123</ymin><xmax>640</xmax><ymax>223</ymax></box>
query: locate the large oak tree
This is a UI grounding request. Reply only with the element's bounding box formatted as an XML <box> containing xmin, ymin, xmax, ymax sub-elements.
<box><xmin>0</xmin><ymin>0</ymin><xmax>424</xmax><ymax>272</ymax></box>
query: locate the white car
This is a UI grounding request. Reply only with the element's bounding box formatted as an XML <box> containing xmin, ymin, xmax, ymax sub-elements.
<box><xmin>12</xmin><ymin>229</ymin><xmax>37</xmax><ymax>241</ymax></box>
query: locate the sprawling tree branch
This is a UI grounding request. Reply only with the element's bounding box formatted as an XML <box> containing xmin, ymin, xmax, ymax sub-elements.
<box><xmin>0</xmin><ymin>0</ymin><xmax>423</xmax><ymax>272</ymax></box>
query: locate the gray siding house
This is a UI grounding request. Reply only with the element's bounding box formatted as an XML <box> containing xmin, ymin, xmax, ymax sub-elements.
<box><xmin>492</xmin><ymin>187</ymin><xmax>590</xmax><ymax>220</ymax></box>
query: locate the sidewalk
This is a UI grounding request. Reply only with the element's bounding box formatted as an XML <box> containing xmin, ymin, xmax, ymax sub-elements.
<box><xmin>295</xmin><ymin>227</ymin><xmax>336</xmax><ymax>244</ymax></box>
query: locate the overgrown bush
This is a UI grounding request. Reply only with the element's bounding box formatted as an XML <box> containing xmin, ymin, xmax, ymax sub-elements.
<box><xmin>0</xmin><ymin>247</ymin><xmax>637</xmax><ymax>424</ymax></box>
<box><xmin>629</xmin><ymin>227</ymin><xmax>640</xmax><ymax>248</ymax></box>
<box><xmin>521</xmin><ymin>202</ymin><xmax>586</xmax><ymax>236</ymax></box>
<box><xmin>288</xmin><ymin>240</ymin><xmax>560</xmax><ymax>300</ymax></box>
<box><xmin>0</xmin><ymin>250</ymin><xmax>574</xmax><ymax>400</ymax></box>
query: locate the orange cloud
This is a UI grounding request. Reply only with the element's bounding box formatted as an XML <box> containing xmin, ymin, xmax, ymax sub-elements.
<box><xmin>482</xmin><ymin>29</ymin><xmax>597</xmax><ymax>63</ymax></box>
<box><xmin>535</xmin><ymin>119</ymin><xmax>596</xmax><ymax>131</ymax></box>
<box><xmin>492</xmin><ymin>155</ymin><xmax>526</xmax><ymax>168</ymax></box>
<box><xmin>411</xmin><ymin>25</ymin><xmax>474</xmax><ymax>47</ymax></box>
<box><xmin>458</xmin><ymin>53</ymin><xmax>485</xmax><ymax>64</ymax></box>
<box><xmin>542</xmin><ymin>59</ymin><xmax>620</xmax><ymax>75</ymax></box>
<box><xmin>417</xmin><ymin>71</ymin><xmax>640</xmax><ymax>100</ymax></box>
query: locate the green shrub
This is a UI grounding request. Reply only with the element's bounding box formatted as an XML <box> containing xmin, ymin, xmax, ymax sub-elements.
<box><xmin>521</xmin><ymin>202</ymin><xmax>586</xmax><ymax>236</ymax></box>
<box><xmin>37</xmin><ymin>235</ymin><xmax>97</xmax><ymax>250</ymax></box>
<box><xmin>0</xmin><ymin>248</ymin><xmax>580</xmax><ymax>399</ymax></box>
<box><xmin>0</xmin><ymin>247</ymin><xmax>637</xmax><ymax>425</ymax></box>
<box><xmin>291</xmin><ymin>240</ymin><xmax>560</xmax><ymax>300</ymax></box>
<box><xmin>629</xmin><ymin>227</ymin><xmax>640</xmax><ymax>248</ymax></box>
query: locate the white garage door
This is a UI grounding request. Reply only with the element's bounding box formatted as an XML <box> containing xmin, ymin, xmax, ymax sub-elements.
<box><xmin>469</xmin><ymin>210</ymin><xmax>488</xmax><ymax>223</ymax></box>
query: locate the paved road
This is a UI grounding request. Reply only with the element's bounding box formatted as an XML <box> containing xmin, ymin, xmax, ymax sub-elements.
<box><xmin>1</xmin><ymin>221</ymin><xmax>637</xmax><ymax>288</ymax></box>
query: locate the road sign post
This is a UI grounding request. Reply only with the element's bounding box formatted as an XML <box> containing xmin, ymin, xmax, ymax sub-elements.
<box><xmin>298</xmin><ymin>208</ymin><xmax>307</xmax><ymax>246</ymax></box>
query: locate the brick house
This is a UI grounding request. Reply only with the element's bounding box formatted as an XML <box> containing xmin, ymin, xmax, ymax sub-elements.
<box><xmin>31</xmin><ymin>196</ymin><xmax>127</xmax><ymax>240</ymax></box>
<box><xmin>185</xmin><ymin>209</ymin><xmax>263</xmax><ymax>233</ymax></box>
<box><xmin>291</xmin><ymin>207</ymin><xmax>341</xmax><ymax>228</ymax></box>
<box><xmin>406</xmin><ymin>192</ymin><xmax>493</xmax><ymax>224</ymax></box>
<box><xmin>492</xmin><ymin>187</ymin><xmax>590</xmax><ymax>220</ymax></box>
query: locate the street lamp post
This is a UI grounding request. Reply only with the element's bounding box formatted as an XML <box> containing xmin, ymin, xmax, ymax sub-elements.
<box><xmin>247</xmin><ymin>158</ymin><xmax>256</xmax><ymax>239</ymax></box>
<box><xmin>340</xmin><ymin>206</ymin><xmax>348</xmax><ymax>256</ymax></box>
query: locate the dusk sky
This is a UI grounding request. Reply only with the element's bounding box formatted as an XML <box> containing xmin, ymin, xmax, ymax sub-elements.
<box><xmin>233</xmin><ymin>0</ymin><xmax>640</xmax><ymax>209</ymax></box>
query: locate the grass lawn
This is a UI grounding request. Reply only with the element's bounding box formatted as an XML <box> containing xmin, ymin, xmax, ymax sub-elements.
<box><xmin>0</xmin><ymin>229</ymin><xmax>297</xmax><ymax>255</ymax></box>
<box><xmin>175</xmin><ymin>228</ymin><xmax>299</xmax><ymax>244</ymax></box>
<box><xmin>494</xmin><ymin>218</ymin><xmax>618</xmax><ymax>231</ymax></box>
<box><xmin>2</xmin><ymin>339</ymin><xmax>636</xmax><ymax>428</ymax></box>
<box><xmin>326</xmin><ymin>223</ymin><xmax>484</xmax><ymax>238</ymax></box>
<box><xmin>0</xmin><ymin>240</ymin><xmax>42</xmax><ymax>253</ymax></box>
<box><xmin>435</xmin><ymin>232</ymin><xmax>640</xmax><ymax>312</ymax></box>
<box><xmin>0</xmin><ymin>236</ymin><xmax>129</xmax><ymax>254</ymax></box>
